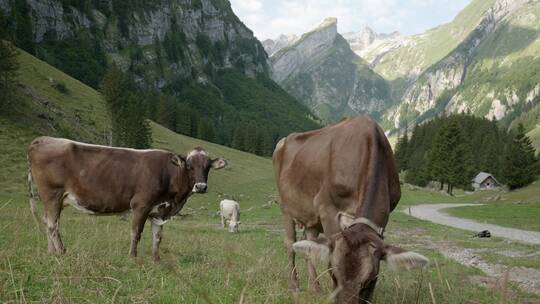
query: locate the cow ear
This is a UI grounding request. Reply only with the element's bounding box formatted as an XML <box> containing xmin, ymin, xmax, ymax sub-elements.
<box><xmin>171</xmin><ymin>155</ymin><xmax>186</xmax><ymax>168</ymax></box>
<box><xmin>382</xmin><ymin>244</ymin><xmax>429</xmax><ymax>270</ymax></box>
<box><xmin>337</xmin><ymin>212</ymin><xmax>355</xmax><ymax>231</ymax></box>
<box><xmin>211</xmin><ymin>158</ymin><xmax>227</xmax><ymax>170</ymax></box>
<box><xmin>292</xmin><ymin>240</ymin><xmax>329</xmax><ymax>263</ymax></box>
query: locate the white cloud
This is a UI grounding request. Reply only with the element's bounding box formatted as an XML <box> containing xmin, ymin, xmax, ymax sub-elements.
<box><xmin>229</xmin><ymin>0</ymin><xmax>472</xmax><ymax>40</ymax></box>
<box><xmin>232</xmin><ymin>0</ymin><xmax>263</xmax><ymax>12</ymax></box>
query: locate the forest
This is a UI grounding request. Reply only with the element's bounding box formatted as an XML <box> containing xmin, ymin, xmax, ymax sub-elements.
<box><xmin>394</xmin><ymin>113</ymin><xmax>540</xmax><ymax>193</ymax></box>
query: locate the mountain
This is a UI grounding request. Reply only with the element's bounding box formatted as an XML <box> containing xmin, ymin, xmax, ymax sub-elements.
<box><xmin>268</xmin><ymin>18</ymin><xmax>392</xmax><ymax>122</ymax></box>
<box><xmin>365</xmin><ymin>0</ymin><xmax>497</xmax><ymax>90</ymax></box>
<box><xmin>384</xmin><ymin>0</ymin><xmax>540</xmax><ymax>130</ymax></box>
<box><xmin>342</xmin><ymin>26</ymin><xmax>403</xmax><ymax>59</ymax></box>
<box><xmin>262</xmin><ymin>34</ymin><xmax>298</xmax><ymax>56</ymax></box>
<box><xmin>0</xmin><ymin>0</ymin><xmax>319</xmax><ymax>152</ymax></box>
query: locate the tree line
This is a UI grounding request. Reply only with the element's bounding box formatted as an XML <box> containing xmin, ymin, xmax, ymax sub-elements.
<box><xmin>101</xmin><ymin>66</ymin><xmax>279</xmax><ymax>156</ymax></box>
<box><xmin>394</xmin><ymin>113</ymin><xmax>540</xmax><ymax>194</ymax></box>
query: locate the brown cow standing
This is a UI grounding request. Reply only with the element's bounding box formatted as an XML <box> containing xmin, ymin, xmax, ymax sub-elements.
<box><xmin>27</xmin><ymin>137</ymin><xmax>227</xmax><ymax>260</ymax></box>
<box><xmin>272</xmin><ymin>116</ymin><xmax>428</xmax><ymax>303</ymax></box>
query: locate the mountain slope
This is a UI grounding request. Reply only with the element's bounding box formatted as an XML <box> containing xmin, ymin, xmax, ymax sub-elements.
<box><xmin>0</xmin><ymin>0</ymin><xmax>319</xmax><ymax>149</ymax></box>
<box><xmin>262</xmin><ymin>34</ymin><xmax>298</xmax><ymax>57</ymax></box>
<box><xmin>342</xmin><ymin>26</ymin><xmax>403</xmax><ymax>59</ymax></box>
<box><xmin>269</xmin><ymin>18</ymin><xmax>392</xmax><ymax>122</ymax></box>
<box><xmin>0</xmin><ymin>46</ymin><xmax>277</xmax><ymax>201</ymax></box>
<box><xmin>366</xmin><ymin>0</ymin><xmax>496</xmax><ymax>85</ymax></box>
<box><xmin>384</xmin><ymin>0</ymin><xmax>540</xmax><ymax>130</ymax></box>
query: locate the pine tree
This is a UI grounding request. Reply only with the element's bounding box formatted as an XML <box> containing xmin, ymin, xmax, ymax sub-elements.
<box><xmin>429</xmin><ymin>119</ymin><xmax>472</xmax><ymax>195</ymax></box>
<box><xmin>101</xmin><ymin>67</ymin><xmax>151</xmax><ymax>148</ymax></box>
<box><xmin>394</xmin><ymin>131</ymin><xmax>409</xmax><ymax>172</ymax></box>
<box><xmin>245</xmin><ymin>122</ymin><xmax>258</xmax><ymax>154</ymax></box>
<box><xmin>429</xmin><ymin>122</ymin><xmax>449</xmax><ymax>189</ymax></box>
<box><xmin>232</xmin><ymin>126</ymin><xmax>246</xmax><ymax>151</ymax></box>
<box><xmin>197</xmin><ymin>119</ymin><xmax>215</xmax><ymax>141</ymax></box>
<box><xmin>156</xmin><ymin>95</ymin><xmax>177</xmax><ymax>131</ymax></box>
<box><xmin>0</xmin><ymin>39</ymin><xmax>18</xmax><ymax>109</ymax></box>
<box><xmin>176</xmin><ymin>104</ymin><xmax>193</xmax><ymax>136</ymax></box>
<box><xmin>503</xmin><ymin>124</ymin><xmax>539</xmax><ymax>190</ymax></box>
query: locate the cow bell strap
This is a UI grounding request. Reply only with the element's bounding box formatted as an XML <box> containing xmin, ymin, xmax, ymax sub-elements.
<box><xmin>349</xmin><ymin>217</ymin><xmax>385</xmax><ymax>238</ymax></box>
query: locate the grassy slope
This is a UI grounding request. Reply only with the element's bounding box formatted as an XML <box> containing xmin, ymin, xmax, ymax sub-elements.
<box><xmin>527</xmin><ymin>123</ymin><xmax>540</xmax><ymax>151</ymax></box>
<box><xmin>370</xmin><ymin>0</ymin><xmax>495</xmax><ymax>80</ymax></box>
<box><xmin>443</xmin><ymin>181</ymin><xmax>540</xmax><ymax>232</ymax></box>
<box><xmin>452</xmin><ymin>1</ymin><xmax>540</xmax><ymax>123</ymax></box>
<box><xmin>0</xmin><ymin>50</ymin><xmax>538</xmax><ymax>302</ymax></box>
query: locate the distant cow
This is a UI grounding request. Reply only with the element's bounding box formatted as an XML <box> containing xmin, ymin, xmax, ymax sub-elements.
<box><xmin>273</xmin><ymin>116</ymin><xmax>428</xmax><ymax>303</ymax></box>
<box><xmin>220</xmin><ymin>199</ymin><xmax>240</xmax><ymax>233</ymax></box>
<box><xmin>27</xmin><ymin>137</ymin><xmax>227</xmax><ymax>261</ymax></box>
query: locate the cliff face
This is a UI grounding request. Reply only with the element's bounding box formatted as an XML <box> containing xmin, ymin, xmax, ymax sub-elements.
<box><xmin>0</xmin><ymin>0</ymin><xmax>320</xmax><ymax>149</ymax></box>
<box><xmin>0</xmin><ymin>0</ymin><xmax>269</xmax><ymax>86</ymax></box>
<box><xmin>385</xmin><ymin>0</ymin><xmax>537</xmax><ymax>129</ymax></box>
<box><xmin>342</xmin><ymin>27</ymin><xmax>403</xmax><ymax>59</ymax></box>
<box><xmin>268</xmin><ymin>18</ymin><xmax>392</xmax><ymax>122</ymax></box>
<box><xmin>262</xmin><ymin>34</ymin><xmax>298</xmax><ymax>57</ymax></box>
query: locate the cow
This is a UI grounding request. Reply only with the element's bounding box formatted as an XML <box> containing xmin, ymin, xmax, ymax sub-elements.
<box><xmin>27</xmin><ymin>136</ymin><xmax>227</xmax><ymax>261</ymax></box>
<box><xmin>219</xmin><ymin>199</ymin><xmax>240</xmax><ymax>233</ymax></box>
<box><xmin>272</xmin><ymin>116</ymin><xmax>428</xmax><ymax>303</ymax></box>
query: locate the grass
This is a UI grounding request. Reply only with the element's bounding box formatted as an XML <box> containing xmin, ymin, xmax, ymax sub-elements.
<box><xmin>0</xmin><ymin>47</ymin><xmax>539</xmax><ymax>303</ymax></box>
<box><xmin>445</xmin><ymin>202</ymin><xmax>540</xmax><ymax>232</ymax></box>
<box><xmin>442</xmin><ymin>181</ymin><xmax>540</xmax><ymax>232</ymax></box>
<box><xmin>528</xmin><ymin>123</ymin><xmax>540</xmax><ymax>151</ymax></box>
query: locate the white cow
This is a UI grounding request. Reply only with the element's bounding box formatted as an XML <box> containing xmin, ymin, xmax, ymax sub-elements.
<box><xmin>220</xmin><ymin>199</ymin><xmax>240</xmax><ymax>233</ymax></box>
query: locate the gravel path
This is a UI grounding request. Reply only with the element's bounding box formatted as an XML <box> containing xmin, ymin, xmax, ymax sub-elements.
<box><xmin>405</xmin><ymin>203</ymin><xmax>540</xmax><ymax>245</ymax></box>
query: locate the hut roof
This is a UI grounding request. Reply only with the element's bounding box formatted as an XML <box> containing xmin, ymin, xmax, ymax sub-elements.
<box><xmin>472</xmin><ymin>172</ymin><xmax>500</xmax><ymax>185</ymax></box>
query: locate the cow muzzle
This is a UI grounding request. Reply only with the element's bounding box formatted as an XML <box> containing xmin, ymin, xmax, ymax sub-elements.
<box><xmin>193</xmin><ymin>183</ymin><xmax>208</xmax><ymax>193</ymax></box>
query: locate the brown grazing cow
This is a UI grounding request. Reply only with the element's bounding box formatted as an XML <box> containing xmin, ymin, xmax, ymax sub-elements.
<box><xmin>27</xmin><ymin>137</ymin><xmax>227</xmax><ymax>260</ymax></box>
<box><xmin>272</xmin><ymin>116</ymin><xmax>428</xmax><ymax>303</ymax></box>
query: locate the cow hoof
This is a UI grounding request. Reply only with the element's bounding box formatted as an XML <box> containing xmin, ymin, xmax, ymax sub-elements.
<box><xmin>153</xmin><ymin>256</ymin><xmax>161</xmax><ymax>262</ymax></box>
<box><xmin>309</xmin><ymin>284</ymin><xmax>322</xmax><ymax>293</ymax></box>
<box><xmin>288</xmin><ymin>283</ymin><xmax>300</xmax><ymax>292</ymax></box>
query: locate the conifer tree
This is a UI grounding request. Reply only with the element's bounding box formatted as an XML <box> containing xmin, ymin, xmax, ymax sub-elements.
<box><xmin>232</xmin><ymin>126</ymin><xmax>246</xmax><ymax>151</ymax></box>
<box><xmin>197</xmin><ymin>119</ymin><xmax>215</xmax><ymax>141</ymax></box>
<box><xmin>503</xmin><ymin>124</ymin><xmax>539</xmax><ymax>190</ymax></box>
<box><xmin>101</xmin><ymin>66</ymin><xmax>151</xmax><ymax>148</ymax></box>
<box><xmin>394</xmin><ymin>131</ymin><xmax>409</xmax><ymax>172</ymax></box>
<box><xmin>245</xmin><ymin>122</ymin><xmax>258</xmax><ymax>154</ymax></box>
<box><xmin>0</xmin><ymin>39</ymin><xmax>18</xmax><ymax>109</ymax></box>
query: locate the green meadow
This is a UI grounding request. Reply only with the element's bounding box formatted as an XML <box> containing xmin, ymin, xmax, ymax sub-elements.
<box><xmin>0</xmin><ymin>48</ymin><xmax>538</xmax><ymax>303</ymax></box>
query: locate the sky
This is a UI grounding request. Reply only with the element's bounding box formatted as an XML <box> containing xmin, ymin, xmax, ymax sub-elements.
<box><xmin>229</xmin><ymin>0</ymin><xmax>472</xmax><ymax>40</ymax></box>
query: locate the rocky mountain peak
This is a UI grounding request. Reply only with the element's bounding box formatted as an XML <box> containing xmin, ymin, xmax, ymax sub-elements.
<box><xmin>262</xmin><ymin>34</ymin><xmax>299</xmax><ymax>56</ymax></box>
<box><xmin>270</xmin><ymin>17</ymin><xmax>340</xmax><ymax>83</ymax></box>
<box><xmin>343</xmin><ymin>26</ymin><xmax>404</xmax><ymax>59</ymax></box>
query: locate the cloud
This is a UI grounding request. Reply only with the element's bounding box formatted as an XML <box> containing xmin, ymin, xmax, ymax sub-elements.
<box><xmin>232</xmin><ymin>0</ymin><xmax>263</xmax><ymax>12</ymax></box>
<box><xmin>229</xmin><ymin>0</ymin><xmax>472</xmax><ymax>40</ymax></box>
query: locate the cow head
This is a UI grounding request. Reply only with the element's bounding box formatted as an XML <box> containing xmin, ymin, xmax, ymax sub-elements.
<box><xmin>172</xmin><ymin>147</ymin><xmax>227</xmax><ymax>193</ymax></box>
<box><xmin>293</xmin><ymin>216</ymin><xmax>428</xmax><ymax>304</ymax></box>
<box><xmin>228</xmin><ymin>220</ymin><xmax>240</xmax><ymax>233</ymax></box>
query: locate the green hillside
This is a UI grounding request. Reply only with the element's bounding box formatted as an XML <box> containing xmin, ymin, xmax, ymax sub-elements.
<box><xmin>0</xmin><ymin>0</ymin><xmax>319</xmax><ymax>154</ymax></box>
<box><xmin>370</xmin><ymin>0</ymin><xmax>495</xmax><ymax>82</ymax></box>
<box><xmin>528</xmin><ymin>124</ymin><xmax>540</xmax><ymax>151</ymax></box>
<box><xmin>2</xmin><ymin>48</ymin><xmax>539</xmax><ymax>303</ymax></box>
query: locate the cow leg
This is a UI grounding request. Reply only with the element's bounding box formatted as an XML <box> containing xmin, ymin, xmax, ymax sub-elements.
<box><xmin>316</xmin><ymin>193</ymin><xmax>341</xmax><ymax>286</ymax></box>
<box><xmin>305</xmin><ymin>227</ymin><xmax>322</xmax><ymax>293</ymax></box>
<box><xmin>151</xmin><ymin>221</ymin><xmax>163</xmax><ymax>262</ymax></box>
<box><xmin>130</xmin><ymin>205</ymin><xmax>150</xmax><ymax>258</ymax></box>
<box><xmin>221</xmin><ymin>214</ymin><xmax>225</xmax><ymax>228</ymax></box>
<box><xmin>283</xmin><ymin>213</ymin><xmax>299</xmax><ymax>291</ymax></box>
<box><xmin>40</xmin><ymin>189</ymin><xmax>65</xmax><ymax>255</ymax></box>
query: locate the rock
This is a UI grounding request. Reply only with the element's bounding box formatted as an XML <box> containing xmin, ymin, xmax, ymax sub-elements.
<box><xmin>268</xmin><ymin>17</ymin><xmax>392</xmax><ymax>122</ymax></box>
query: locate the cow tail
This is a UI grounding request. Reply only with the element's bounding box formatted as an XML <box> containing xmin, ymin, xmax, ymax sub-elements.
<box><xmin>27</xmin><ymin>156</ymin><xmax>42</xmax><ymax>230</ymax></box>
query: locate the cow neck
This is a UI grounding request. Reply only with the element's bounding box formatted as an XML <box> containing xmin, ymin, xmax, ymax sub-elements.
<box><xmin>173</xmin><ymin>162</ymin><xmax>192</xmax><ymax>205</ymax></box>
<box><xmin>354</xmin><ymin>136</ymin><xmax>390</xmax><ymax>232</ymax></box>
